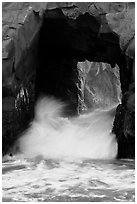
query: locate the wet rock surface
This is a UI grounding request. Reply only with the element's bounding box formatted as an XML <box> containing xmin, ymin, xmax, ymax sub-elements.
<box><xmin>113</xmin><ymin>81</ymin><xmax>135</xmax><ymax>158</ymax></box>
<box><xmin>2</xmin><ymin>2</ymin><xmax>135</xmax><ymax>158</ymax></box>
<box><xmin>77</xmin><ymin>61</ymin><xmax>121</xmax><ymax>112</ymax></box>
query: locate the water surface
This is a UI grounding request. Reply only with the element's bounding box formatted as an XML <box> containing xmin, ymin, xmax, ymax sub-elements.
<box><xmin>2</xmin><ymin>157</ymin><xmax>135</xmax><ymax>202</ymax></box>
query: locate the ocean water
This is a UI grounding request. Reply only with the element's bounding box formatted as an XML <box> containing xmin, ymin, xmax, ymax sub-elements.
<box><xmin>2</xmin><ymin>97</ymin><xmax>135</xmax><ymax>202</ymax></box>
<box><xmin>2</xmin><ymin>157</ymin><xmax>135</xmax><ymax>202</ymax></box>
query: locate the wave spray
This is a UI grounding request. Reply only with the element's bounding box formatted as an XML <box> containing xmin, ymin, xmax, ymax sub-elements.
<box><xmin>17</xmin><ymin>97</ymin><xmax>118</xmax><ymax>160</ymax></box>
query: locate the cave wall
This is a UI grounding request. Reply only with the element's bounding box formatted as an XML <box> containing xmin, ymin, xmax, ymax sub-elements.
<box><xmin>36</xmin><ymin>7</ymin><xmax>122</xmax><ymax>115</ymax></box>
<box><xmin>2</xmin><ymin>2</ymin><xmax>135</xmax><ymax>158</ymax></box>
<box><xmin>77</xmin><ymin>61</ymin><xmax>121</xmax><ymax>113</ymax></box>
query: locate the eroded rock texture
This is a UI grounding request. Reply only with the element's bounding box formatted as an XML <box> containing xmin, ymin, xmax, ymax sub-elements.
<box><xmin>2</xmin><ymin>2</ymin><xmax>135</xmax><ymax>158</ymax></box>
<box><xmin>77</xmin><ymin>61</ymin><xmax>121</xmax><ymax>113</ymax></box>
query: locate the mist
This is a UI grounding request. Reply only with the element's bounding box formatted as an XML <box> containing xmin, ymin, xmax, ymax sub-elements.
<box><xmin>16</xmin><ymin>97</ymin><xmax>118</xmax><ymax>160</ymax></box>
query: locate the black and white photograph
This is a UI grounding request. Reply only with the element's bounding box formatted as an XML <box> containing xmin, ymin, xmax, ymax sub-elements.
<box><xmin>2</xmin><ymin>1</ymin><xmax>135</xmax><ymax>202</ymax></box>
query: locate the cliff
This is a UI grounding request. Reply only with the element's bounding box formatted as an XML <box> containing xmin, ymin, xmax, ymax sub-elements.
<box><xmin>2</xmin><ymin>2</ymin><xmax>135</xmax><ymax>158</ymax></box>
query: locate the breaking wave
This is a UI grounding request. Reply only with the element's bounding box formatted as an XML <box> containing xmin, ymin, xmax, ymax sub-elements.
<box><xmin>15</xmin><ymin>97</ymin><xmax>118</xmax><ymax>160</ymax></box>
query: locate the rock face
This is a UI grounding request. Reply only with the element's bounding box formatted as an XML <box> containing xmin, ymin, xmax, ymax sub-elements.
<box><xmin>2</xmin><ymin>2</ymin><xmax>135</xmax><ymax>158</ymax></box>
<box><xmin>77</xmin><ymin>61</ymin><xmax>121</xmax><ymax>112</ymax></box>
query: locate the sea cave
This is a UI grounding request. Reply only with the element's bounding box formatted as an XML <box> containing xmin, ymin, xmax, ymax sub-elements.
<box><xmin>2</xmin><ymin>2</ymin><xmax>135</xmax><ymax>159</ymax></box>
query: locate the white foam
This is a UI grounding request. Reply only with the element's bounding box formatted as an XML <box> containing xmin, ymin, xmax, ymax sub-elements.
<box><xmin>17</xmin><ymin>97</ymin><xmax>118</xmax><ymax>159</ymax></box>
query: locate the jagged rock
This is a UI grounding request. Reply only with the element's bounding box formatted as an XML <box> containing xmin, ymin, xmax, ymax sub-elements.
<box><xmin>77</xmin><ymin>61</ymin><xmax>121</xmax><ymax>112</ymax></box>
<box><xmin>89</xmin><ymin>2</ymin><xmax>126</xmax><ymax>16</ymax></box>
<box><xmin>2</xmin><ymin>2</ymin><xmax>135</xmax><ymax>158</ymax></box>
<box><xmin>126</xmin><ymin>37</ymin><xmax>135</xmax><ymax>58</ymax></box>
<box><xmin>112</xmin><ymin>104</ymin><xmax>134</xmax><ymax>159</ymax></box>
<box><xmin>113</xmin><ymin>91</ymin><xmax>135</xmax><ymax>159</ymax></box>
<box><xmin>106</xmin><ymin>5</ymin><xmax>135</xmax><ymax>52</ymax></box>
<box><xmin>2</xmin><ymin>2</ymin><xmax>135</xmax><ymax>89</ymax></box>
<box><xmin>2</xmin><ymin>3</ymin><xmax>43</xmax><ymax>89</ymax></box>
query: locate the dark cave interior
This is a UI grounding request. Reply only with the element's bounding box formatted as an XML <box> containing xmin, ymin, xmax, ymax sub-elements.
<box><xmin>34</xmin><ymin>9</ymin><xmax>135</xmax><ymax>159</ymax></box>
<box><xmin>2</xmin><ymin>8</ymin><xmax>135</xmax><ymax>158</ymax></box>
<box><xmin>35</xmin><ymin>8</ymin><xmax>129</xmax><ymax>116</ymax></box>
